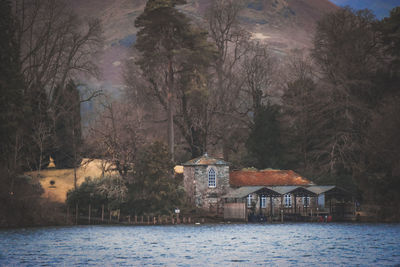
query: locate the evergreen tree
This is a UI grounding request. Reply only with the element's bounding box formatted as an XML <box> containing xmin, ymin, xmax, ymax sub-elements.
<box><xmin>245</xmin><ymin>103</ymin><xmax>283</xmax><ymax>169</ymax></box>
<box><xmin>0</xmin><ymin>0</ymin><xmax>25</xmax><ymax>174</ymax></box>
<box><xmin>126</xmin><ymin>142</ymin><xmax>183</xmax><ymax>215</ymax></box>
<box><xmin>281</xmin><ymin>77</ymin><xmax>316</xmax><ymax>174</ymax></box>
<box><xmin>134</xmin><ymin>0</ymin><xmax>215</xmax><ymax>159</ymax></box>
<box><xmin>52</xmin><ymin>80</ymin><xmax>82</xmax><ymax>169</ymax></box>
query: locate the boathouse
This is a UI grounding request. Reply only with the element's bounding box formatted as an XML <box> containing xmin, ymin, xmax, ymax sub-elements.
<box><xmin>182</xmin><ymin>153</ymin><xmax>354</xmax><ymax>221</ymax></box>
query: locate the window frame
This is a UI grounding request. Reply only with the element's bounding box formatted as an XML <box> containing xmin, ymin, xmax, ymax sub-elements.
<box><xmin>208</xmin><ymin>168</ymin><xmax>216</xmax><ymax>188</ymax></box>
<box><xmin>261</xmin><ymin>195</ymin><xmax>266</xmax><ymax>208</ymax></box>
<box><xmin>247</xmin><ymin>194</ymin><xmax>253</xmax><ymax>208</ymax></box>
<box><xmin>303</xmin><ymin>196</ymin><xmax>310</xmax><ymax>207</ymax></box>
<box><xmin>284</xmin><ymin>194</ymin><xmax>292</xmax><ymax>208</ymax></box>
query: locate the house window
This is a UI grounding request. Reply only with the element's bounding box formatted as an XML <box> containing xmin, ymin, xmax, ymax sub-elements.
<box><xmin>284</xmin><ymin>194</ymin><xmax>292</xmax><ymax>207</ymax></box>
<box><xmin>303</xmin><ymin>196</ymin><xmax>310</xmax><ymax>207</ymax></box>
<box><xmin>247</xmin><ymin>194</ymin><xmax>253</xmax><ymax>207</ymax></box>
<box><xmin>261</xmin><ymin>195</ymin><xmax>266</xmax><ymax>208</ymax></box>
<box><xmin>208</xmin><ymin>168</ymin><xmax>216</xmax><ymax>188</ymax></box>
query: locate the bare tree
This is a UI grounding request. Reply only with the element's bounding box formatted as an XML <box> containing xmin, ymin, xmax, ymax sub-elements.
<box><xmin>11</xmin><ymin>0</ymin><xmax>102</xmax><ymax>175</ymax></box>
<box><xmin>205</xmin><ymin>0</ymin><xmax>250</xmax><ymax>159</ymax></box>
<box><xmin>281</xmin><ymin>50</ymin><xmax>317</xmax><ymax>174</ymax></box>
<box><xmin>87</xmin><ymin>95</ymin><xmax>144</xmax><ymax>179</ymax></box>
<box><xmin>14</xmin><ymin>0</ymin><xmax>103</xmax><ymax>102</ymax></box>
<box><xmin>239</xmin><ymin>41</ymin><xmax>277</xmax><ymax>122</ymax></box>
<box><xmin>31</xmin><ymin>122</ymin><xmax>52</xmax><ymax>177</ymax></box>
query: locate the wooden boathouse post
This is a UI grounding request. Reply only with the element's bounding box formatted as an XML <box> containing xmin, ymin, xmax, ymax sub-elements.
<box><xmin>270</xmin><ymin>196</ymin><xmax>273</xmax><ymax>219</ymax></box>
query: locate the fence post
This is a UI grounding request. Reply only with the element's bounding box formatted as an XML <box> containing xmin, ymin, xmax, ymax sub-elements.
<box><xmin>66</xmin><ymin>205</ymin><xmax>69</xmax><ymax>224</ymax></box>
<box><xmin>101</xmin><ymin>204</ymin><xmax>104</xmax><ymax>222</ymax></box>
<box><xmin>88</xmin><ymin>204</ymin><xmax>91</xmax><ymax>225</ymax></box>
<box><xmin>75</xmin><ymin>203</ymin><xmax>79</xmax><ymax>225</ymax></box>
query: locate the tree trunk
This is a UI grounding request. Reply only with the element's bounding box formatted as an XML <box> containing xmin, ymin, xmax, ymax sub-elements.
<box><xmin>167</xmin><ymin>60</ymin><xmax>175</xmax><ymax>162</ymax></box>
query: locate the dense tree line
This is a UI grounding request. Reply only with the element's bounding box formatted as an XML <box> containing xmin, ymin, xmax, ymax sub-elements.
<box><xmin>281</xmin><ymin>7</ymin><xmax>400</xmax><ymax>218</ymax></box>
<box><xmin>0</xmin><ymin>0</ymin><xmax>102</xmax><ymax>226</ymax></box>
<box><xmin>2</xmin><ymin>0</ymin><xmax>400</xmax><ymax>222</ymax></box>
<box><xmin>121</xmin><ymin>1</ymin><xmax>400</xmax><ymax>217</ymax></box>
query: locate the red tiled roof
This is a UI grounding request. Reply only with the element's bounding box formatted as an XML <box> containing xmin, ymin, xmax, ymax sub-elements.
<box><xmin>229</xmin><ymin>169</ymin><xmax>313</xmax><ymax>187</ymax></box>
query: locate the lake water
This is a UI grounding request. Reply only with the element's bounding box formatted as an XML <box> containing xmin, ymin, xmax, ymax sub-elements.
<box><xmin>1</xmin><ymin>223</ymin><xmax>399</xmax><ymax>266</ymax></box>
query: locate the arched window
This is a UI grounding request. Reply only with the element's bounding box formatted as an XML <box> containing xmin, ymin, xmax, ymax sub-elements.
<box><xmin>208</xmin><ymin>168</ymin><xmax>216</xmax><ymax>188</ymax></box>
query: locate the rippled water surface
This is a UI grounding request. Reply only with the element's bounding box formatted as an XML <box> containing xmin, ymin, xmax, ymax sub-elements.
<box><xmin>1</xmin><ymin>223</ymin><xmax>400</xmax><ymax>266</ymax></box>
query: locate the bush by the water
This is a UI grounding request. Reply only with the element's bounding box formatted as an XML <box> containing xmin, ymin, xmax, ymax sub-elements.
<box><xmin>66</xmin><ymin>142</ymin><xmax>185</xmax><ymax>217</ymax></box>
<box><xmin>0</xmin><ymin>174</ymin><xmax>64</xmax><ymax>227</ymax></box>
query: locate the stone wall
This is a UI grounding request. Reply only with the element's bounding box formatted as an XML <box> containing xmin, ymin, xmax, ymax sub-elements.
<box><xmin>194</xmin><ymin>165</ymin><xmax>230</xmax><ymax>209</ymax></box>
<box><xmin>183</xmin><ymin>166</ymin><xmax>195</xmax><ymax>205</ymax></box>
<box><xmin>183</xmin><ymin>165</ymin><xmax>230</xmax><ymax>210</ymax></box>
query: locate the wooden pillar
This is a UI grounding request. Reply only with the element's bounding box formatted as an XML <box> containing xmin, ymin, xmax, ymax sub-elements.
<box><xmin>109</xmin><ymin>208</ymin><xmax>112</xmax><ymax>223</ymax></box>
<box><xmin>294</xmin><ymin>195</ymin><xmax>297</xmax><ymax>214</ymax></box>
<box><xmin>101</xmin><ymin>204</ymin><xmax>104</xmax><ymax>222</ymax></box>
<box><xmin>135</xmin><ymin>215</ymin><xmax>137</xmax><ymax>224</ymax></box>
<box><xmin>147</xmin><ymin>216</ymin><xmax>150</xmax><ymax>225</ymax></box>
<box><xmin>305</xmin><ymin>202</ymin><xmax>308</xmax><ymax>217</ymax></box>
<box><xmin>128</xmin><ymin>216</ymin><xmax>131</xmax><ymax>224</ymax></box>
<box><xmin>259</xmin><ymin>195</ymin><xmax>262</xmax><ymax>215</ymax></box>
<box><xmin>270</xmin><ymin>196</ymin><xmax>273</xmax><ymax>217</ymax></box>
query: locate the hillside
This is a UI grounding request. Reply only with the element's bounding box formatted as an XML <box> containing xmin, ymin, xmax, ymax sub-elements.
<box><xmin>69</xmin><ymin>0</ymin><xmax>338</xmax><ymax>92</ymax></box>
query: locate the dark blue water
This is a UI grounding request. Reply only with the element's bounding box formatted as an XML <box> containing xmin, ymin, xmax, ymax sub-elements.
<box><xmin>1</xmin><ymin>223</ymin><xmax>399</xmax><ymax>266</ymax></box>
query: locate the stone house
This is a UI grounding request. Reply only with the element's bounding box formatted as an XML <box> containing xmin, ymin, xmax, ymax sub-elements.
<box><xmin>182</xmin><ymin>153</ymin><xmax>230</xmax><ymax>211</ymax></box>
<box><xmin>182</xmin><ymin>153</ymin><xmax>353</xmax><ymax>220</ymax></box>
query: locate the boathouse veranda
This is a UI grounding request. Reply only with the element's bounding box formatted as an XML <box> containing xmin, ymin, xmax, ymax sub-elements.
<box><xmin>222</xmin><ymin>185</ymin><xmax>355</xmax><ymax>222</ymax></box>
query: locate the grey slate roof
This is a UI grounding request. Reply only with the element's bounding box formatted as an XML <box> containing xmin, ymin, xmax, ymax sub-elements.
<box><xmin>222</xmin><ymin>186</ymin><xmax>264</xmax><ymax>199</ymax></box>
<box><xmin>222</xmin><ymin>185</ymin><xmax>339</xmax><ymax>199</ymax></box>
<box><xmin>306</xmin><ymin>185</ymin><xmax>336</xmax><ymax>195</ymax></box>
<box><xmin>182</xmin><ymin>153</ymin><xmax>230</xmax><ymax>166</ymax></box>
